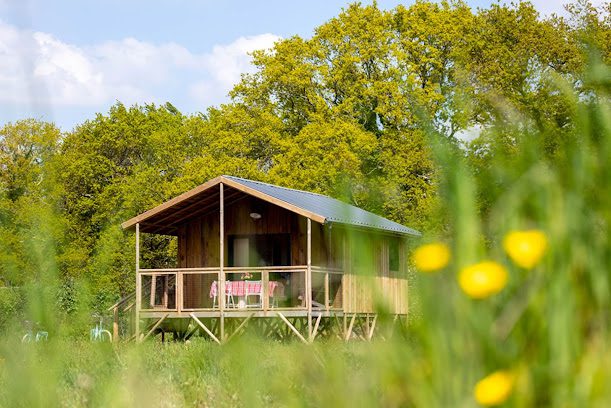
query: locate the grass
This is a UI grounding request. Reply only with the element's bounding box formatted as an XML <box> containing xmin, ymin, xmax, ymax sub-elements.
<box><xmin>1</xmin><ymin>334</ymin><xmax>425</xmax><ymax>407</ymax></box>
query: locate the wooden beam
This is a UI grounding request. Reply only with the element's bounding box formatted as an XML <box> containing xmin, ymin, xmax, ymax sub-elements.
<box><xmin>226</xmin><ymin>313</ymin><xmax>255</xmax><ymax>343</ymax></box>
<box><xmin>307</xmin><ymin>218</ymin><xmax>312</xmax><ymax>339</ymax></box>
<box><xmin>142</xmin><ymin>313</ymin><xmax>169</xmax><ymax>341</ymax></box>
<box><xmin>345</xmin><ymin>313</ymin><xmax>356</xmax><ymax>341</ymax></box>
<box><xmin>162</xmin><ymin>276</ymin><xmax>169</xmax><ymax>308</ymax></box>
<box><xmin>277</xmin><ymin>312</ymin><xmax>308</xmax><ymax>344</ymax></box>
<box><xmin>158</xmin><ymin>195</ymin><xmax>219</xmax><ymax>229</ymax></box>
<box><xmin>121</xmin><ymin>176</ymin><xmax>223</xmax><ymax>230</ymax></box>
<box><xmin>149</xmin><ymin>275</ymin><xmax>156</xmax><ymax>307</ymax></box>
<box><xmin>147</xmin><ymin>192</ymin><xmax>219</xmax><ymax>227</ymax></box>
<box><xmin>163</xmin><ymin>192</ymin><xmax>247</xmax><ymax>232</ymax></box>
<box><xmin>183</xmin><ymin>318</ymin><xmax>198</xmax><ymax>340</ymax></box>
<box><xmin>263</xmin><ymin>270</ymin><xmax>269</xmax><ymax>312</ymax></box>
<box><xmin>309</xmin><ymin>314</ymin><xmax>322</xmax><ymax>343</ymax></box>
<box><xmin>135</xmin><ymin>223</ymin><xmax>141</xmax><ymax>342</ymax></box>
<box><xmin>219</xmin><ymin>183</ymin><xmax>225</xmax><ymax>342</ymax></box>
<box><xmin>324</xmin><ymin>272</ymin><xmax>329</xmax><ymax>312</ymax></box>
<box><xmin>190</xmin><ymin>313</ymin><xmax>221</xmax><ymax>344</ymax></box>
<box><xmin>112</xmin><ymin>306</ymin><xmax>119</xmax><ymax>343</ymax></box>
<box><xmin>368</xmin><ymin>315</ymin><xmax>378</xmax><ymax>341</ymax></box>
<box><xmin>140</xmin><ymin>222</ymin><xmax>179</xmax><ymax>235</ymax></box>
<box><xmin>221</xmin><ymin>176</ymin><xmax>327</xmax><ymax>224</ymax></box>
<box><xmin>176</xmin><ymin>272</ymin><xmax>183</xmax><ymax>313</ymax></box>
<box><xmin>146</xmin><ymin>188</ymin><xmax>245</xmax><ymax>235</ymax></box>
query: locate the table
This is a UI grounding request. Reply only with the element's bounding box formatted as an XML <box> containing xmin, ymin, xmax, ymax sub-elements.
<box><xmin>209</xmin><ymin>280</ymin><xmax>283</xmax><ymax>308</ymax></box>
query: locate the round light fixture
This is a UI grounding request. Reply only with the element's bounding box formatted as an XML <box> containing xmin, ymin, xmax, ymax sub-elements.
<box><xmin>249</xmin><ymin>212</ymin><xmax>262</xmax><ymax>220</ymax></box>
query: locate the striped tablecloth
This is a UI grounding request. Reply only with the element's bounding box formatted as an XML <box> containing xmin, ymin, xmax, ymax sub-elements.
<box><xmin>209</xmin><ymin>280</ymin><xmax>280</xmax><ymax>298</ymax></box>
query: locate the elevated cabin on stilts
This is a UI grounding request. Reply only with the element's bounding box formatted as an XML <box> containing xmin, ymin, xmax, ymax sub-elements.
<box><xmin>120</xmin><ymin>175</ymin><xmax>420</xmax><ymax>343</ymax></box>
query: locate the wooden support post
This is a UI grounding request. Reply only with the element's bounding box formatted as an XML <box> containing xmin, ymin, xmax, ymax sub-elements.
<box><xmin>162</xmin><ymin>277</ymin><xmax>169</xmax><ymax>308</ymax></box>
<box><xmin>142</xmin><ymin>313</ymin><xmax>168</xmax><ymax>341</ymax></box>
<box><xmin>149</xmin><ymin>275</ymin><xmax>156</xmax><ymax>307</ymax></box>
<box><xmin>176</xmin><ymin>272</ymin><xmax>183</xmax><ymax>313</ymax></box>
<box><xmin>190</xmin><ymin>313</ymin><xmax>221</xmax><ymax>344</ymax></box>
<box><xmin>345</xmin><ymin>313</ymin><xmax>356</xmax><ymax>341</ymax></box>
<box><xmin>307</xmin><ymin>218</ymin><xmax>312</xmax><ymax>339</ymax></box>
<box><xmin>263</xmin><ymin>270</ymin><xmax>269</xmax><ymax>312</ymax></box>
<box><xmin>226</xmin><ymin>313</ymin><xmax>255</xmax><ymax>343</ymax></box>
<box><xmin>219</xmin><ymin>183</ymin><xmax>225</xmax><ymax>342</ymax></box>
<box><xmin>184</xmin><ymin>318</ymin><xmax>198</xmax><ymax>340</ymax></box>
<box><xmin>324</xmin><ymin>272</ymin><xmax>329</xmax><ymax>312</ymax></box>
<box><xmin>368</xmin><ymin>315</ymin><xmax>378</xmax><ymax>341</ymax></box>
<box><xmin>309</xmin><ymin>314</ymin><xmax>322</xmax><ymax>343</ymax></box>
<box><xmin>135</xmin><ymin>223</ymin><xmax>141</xmax><ymax>342</ymax></box>
<box><xmin>333</xmin><ymin>315</ymin><xmax>342</xmax><ymax>339</ymax></box>
<box><xmin>277</xmin><ymin>312</ymin><xmax>308</xmax><ymax>344</ymax></box>
<box><xmin>112</xmin><ymin>306</ymin><xmax>119</xmax><ymax>343</ymax></box>
<box><xmin>390</xmin><ymin>315</ymin><xmax>398</xmax><ymax>339</ymax></box>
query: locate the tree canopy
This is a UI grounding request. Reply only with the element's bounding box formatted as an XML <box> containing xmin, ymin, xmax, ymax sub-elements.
<box><xmin>0</xmin><ymin>0</ymin><xmax>609</xmax><ymax>310</ymax></box>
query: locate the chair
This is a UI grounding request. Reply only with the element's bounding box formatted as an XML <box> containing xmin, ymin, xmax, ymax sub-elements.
<box><xmin>225</xmin><ymin>281</ymin><xmax>236</xmax><ymax>308</ymax></box>
<box><xmin>212</xmin><ymin>281</ymin><xmax>218</xmax><ymax>308</ymax></box>
<box><xmin>212</xmin><ymin>281</ymin><xmax>236</xmax><ymax>308</ymax></box>
<box><xmin>270</xmin><ymin>282</ymin><xmax>285</xmax><ymax>308</ymax></box>
<box><xmin>245</xmin><ymin>281</ymin><xmax>263</xmax><ymax>308</ymax></box>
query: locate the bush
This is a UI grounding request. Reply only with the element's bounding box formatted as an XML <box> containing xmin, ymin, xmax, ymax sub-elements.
<box><xmin>0</xmin><ymin>287</ymin><xmax>24</xmax><ymax>329</ymax></box>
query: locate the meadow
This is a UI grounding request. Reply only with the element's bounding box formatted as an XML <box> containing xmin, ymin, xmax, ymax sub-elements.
<box><xmin>2</xmin><ymin>65</ymin><xmax>610</xmax><ymax>406</ymax></box>
<box><xmin>1</xmin><ymin>2</ymin><xmax>610</xmax><ymax>407</ymax></box>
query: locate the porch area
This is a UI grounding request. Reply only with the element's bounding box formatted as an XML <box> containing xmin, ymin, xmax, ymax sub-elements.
<box><xmin>138</xmin><ymin>265</ymin><xmax>344</xmax><ymax>316</ymax></box>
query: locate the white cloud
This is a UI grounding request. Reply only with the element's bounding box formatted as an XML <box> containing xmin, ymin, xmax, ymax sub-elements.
<box><xmin>190</xmin><ymin>33</ymin><xmax>280</xmax><ymax>106</ymax></box>
<box><xmin>0</xmin><ymin>19</ymin><xmax>279</xmax><ymax>113</ymax></box>
<box><xmin>527</xmin><ymin>0</ymin><xmax>608</xmax><ymax>17</ymax></box>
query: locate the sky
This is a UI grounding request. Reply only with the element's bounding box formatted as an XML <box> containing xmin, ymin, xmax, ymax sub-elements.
<box><xmin>0</xmin><ymin>0</ymin><xmax>602</xmax><ymax>131</ymax></box>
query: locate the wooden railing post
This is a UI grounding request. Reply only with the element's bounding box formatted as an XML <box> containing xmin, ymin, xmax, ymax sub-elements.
<box><xmin>263</xmin><ymin>270</ymin><xmax>269</xmax><ymax>312</ymax></box>
<box><xmin>176</xmin><ymin>272</ymin><xmax>183</xmax><ymax>314</ymax></box>
<box><xmin>113</xmin><ymin>306</ymin><xmax>119</xmax><ymax>343</ymax></box>
<box><xmin>219</xmin><ymin>183</ymin><xmax>225</xmax><ymax>341</ymax></box>
<box><xmin>135</xmin><ymin>222</ymin><xmax>141</xmax><ymax>342</ymax></box>
<box><xmin>150</xmin><ymin>275</ymin><xmax>156</xmax><ymax>308</ymax></box>
<box><xmin>307</xmin><ymin>218</ymin><xmax>312</xmax><ymax>338</ymax></box>
<box><xmin>325</xmin><ymin>272</ymin><xmax>329</xmax><ymax>312</ymax></box>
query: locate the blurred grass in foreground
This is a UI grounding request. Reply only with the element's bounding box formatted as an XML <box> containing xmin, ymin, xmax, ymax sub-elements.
<box><xmin>1</xmin><ymin>60</ymin><xmax>610</xmax><ymax>407</ymax></box>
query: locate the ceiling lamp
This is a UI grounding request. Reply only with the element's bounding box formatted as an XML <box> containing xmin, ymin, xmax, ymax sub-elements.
<box><xmin>249</xmin><ymin>212</ymin><xmax>262</xmax><ymax>220</ymax></box>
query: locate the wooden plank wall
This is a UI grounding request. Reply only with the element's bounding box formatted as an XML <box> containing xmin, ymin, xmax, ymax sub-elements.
<box><xmin>341</xmin><ymin>229</ymin><xmax>409</xmax><ymax>315</ymax></box>
<box><xmin>177</xmin><ymin>191</ymin><xmax>320</xmax><ymax>307</ymax></box>
<box><xmin>178</xmin><ymin>195</ymin><xmax>306</xmax><ymax>267</ymax></box>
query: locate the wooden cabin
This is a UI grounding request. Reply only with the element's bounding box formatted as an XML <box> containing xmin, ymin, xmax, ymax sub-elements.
<box><xmin>121</xmin><ymin>175</ymin><xmax>420</xmax><ymax>342</ymax></box>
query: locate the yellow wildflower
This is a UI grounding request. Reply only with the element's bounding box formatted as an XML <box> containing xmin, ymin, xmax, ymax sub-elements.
<box><xmin>474</xmin><ymin>370</ymin><xmax>515</xmax><ymax>406</ymax></box>
<box><xmin>503</xmin><ymin>230</ymin><xmax>548</xmax><ymax>269</ymax></box>
<box><xmin>412</xmin><ymin>243</ymin><xmax>451</xmax><ymax>273</ymax></box>
<box><xmin>458</xmin><ymin>261</ymin><xmax>508</xmax><ymax>299</ymax></box>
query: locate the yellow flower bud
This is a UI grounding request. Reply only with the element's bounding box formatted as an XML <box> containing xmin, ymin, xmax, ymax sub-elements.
<box><xmin>503</xmin><ymin>230</ymin><xmax>548</xmax><ymax>269</ymax></box>
<box><xmin>474</xmin><ymin>370</ymin><xmax>515</xmax><ymax>406</ymax></box>
<box><xmin>412</xmin><ymin>243</ymin><xmax>451</xmax><ymax>273</ymax></box>
<box><xmin>458</xmin><ymin>261</ymin><xmax>508</xmax><ymax>299</ymax></box>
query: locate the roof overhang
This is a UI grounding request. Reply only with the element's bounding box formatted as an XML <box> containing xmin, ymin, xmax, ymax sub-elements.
<box><xmin>121</xmin><ymin>175</ymin><xmax>326</xmax><ymax>234</ymax></box>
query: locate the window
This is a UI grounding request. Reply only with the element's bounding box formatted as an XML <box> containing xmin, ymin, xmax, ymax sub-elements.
<box><xmin>228</xmin><ymin>234</ymin><xmax>291</xmax><ymax>267</ymax></box>
<box><xmin>388</xmin><ymin>239</ymin><xmax>400</xmax><ymax>276</ymax></box>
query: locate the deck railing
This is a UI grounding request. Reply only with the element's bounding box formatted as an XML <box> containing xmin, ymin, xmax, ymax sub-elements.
<box><xmin>311</xmin><ymin>266</ymin><xmax>344</xmax><ymax>311</ymax></box>
<box><xmin>137</xmin><ymin>266</ymin><xmax>338</xmax><ymax>313</ymax></box>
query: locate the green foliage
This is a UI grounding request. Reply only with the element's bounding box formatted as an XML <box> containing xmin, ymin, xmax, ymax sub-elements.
<box><xmin>0</xmin><ymin>287</ymin><xmax>23</xmax><ymax>329</ymax></box>
<box><xmin>0</xmin><ymin>1</ymin><xmax>609</xmax><ymax>406</ymax></box>
<box><xmin>0</xmin><ymin>0</ymin><xmax>607</xmax><ymax>316</ymax></box>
